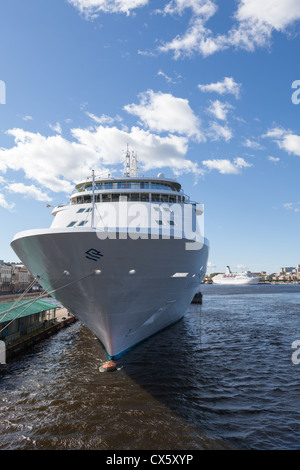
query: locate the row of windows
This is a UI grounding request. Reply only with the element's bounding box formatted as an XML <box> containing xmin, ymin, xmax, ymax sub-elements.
<box><xmin>78</xmin><ymin>181</ymin><xmax>178</xmax><ymax>192</ymax></box>
<box><xmin>67</xmin><ymin>219</ymin><xmax>176</xmax><ymax>227</ymax></box>
<box><xmin>72</xmin><ymin>193</ymin><xmax>184</xmax><ymax>204</ymax></box>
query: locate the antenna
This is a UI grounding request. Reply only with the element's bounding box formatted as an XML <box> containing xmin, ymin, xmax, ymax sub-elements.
<box><xmin>124</xmin><ymin>144</ymin><xmax>131</xmax><ymax>177</ymax></box>
<box><xmin>130</xmin><ymin>151</ymin><xmax>138</xmax><ymax>177</ymax></box>
<box><xmin>124</xmin><ymin>145</ymin><xmax>138</xmax><ymax>177</ymax></box>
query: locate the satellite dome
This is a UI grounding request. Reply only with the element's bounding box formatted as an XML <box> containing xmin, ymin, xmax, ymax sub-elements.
<box><xmin>157</xmin><ymin>172</ymin><xmax>165</xmax><ymax>178</ymax></box>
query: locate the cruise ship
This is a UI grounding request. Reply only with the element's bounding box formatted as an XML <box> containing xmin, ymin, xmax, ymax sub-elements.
<box><xmin>11</xmin><ymin>150</ymin><xmax>209</xmax><ymax>358</ymax></box>
<box><xmin>212</xmin><ymin>266</ymin><xmax>260</xmax><ymax>285</ymax></box>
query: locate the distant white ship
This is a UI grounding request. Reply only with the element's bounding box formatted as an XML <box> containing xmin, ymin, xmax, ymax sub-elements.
<box><xmin>212</xmin><ymin>266</ymin><xmax>260</xmax><ymax>285</ymax></box>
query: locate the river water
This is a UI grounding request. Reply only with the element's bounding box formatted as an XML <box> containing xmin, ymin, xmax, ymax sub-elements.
<box><xmin>1</xmin><ymin>284</ymin><xmax>300</xmax><ymax>450</ymax></box>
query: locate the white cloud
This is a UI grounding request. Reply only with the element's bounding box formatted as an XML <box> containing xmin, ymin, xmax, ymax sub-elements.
<box><xmin>158</xmin><ymin>11</ymin><xmax>222</xmax><ymax>59</ymax></box>
<box><xmin>268</xmin><ymin>156</ymin><xmax>280</xmax><ymax>163</ymax></box>
<box><xmin>283</xmin><ymin>202</ymin><xmax>300</xmax><ymax>213</ymax></box>
<box><xmin>157</xmin><ymin>0</ymin><xmax>217</xmax><ymax>17</ymax></box>
<box><xmin>86</xmin><ymin>112</ymin><xmax>122</xmax><ymax>125</ymax></box>
<box><xmin>156</xmin><ymin>0</ymin><xmax>300</xmax><ymax>58</ymax></box>
<box><xmin>49</xmin><ymin>122</ymin><xmax>62</xmax><ymax>134</ymax></box>
<box><xmin>198</xmin><ymin>77</ymin><xmax>241</xmax><ymax>98</ymax></box>
<box><xmin>208</xmin><ymin>122</ymin><xmax>233</xmax><ymax>142</ymax></box>
<box><xmin>6</xmin><ymin>183</ymin><xmax>51</xmax><ymax>202</ymax></box>
<box><xmin>157</xmin><ymin>70</ymin><xmax>173</xmax><ymax>83</ymax></box>
<box><xmin>0</xmin><ymin>193</ymin><xmax>15</xmax><ymax>211</ymax></box>
<box><xmin>71</xmin><ymin>124</ymin><xmax>203</xmax><ymax>176</ymax></box>
<box><xmin>243</xmin><ymin>138</ymin><xmax>262</xmax><ymax>150</ymax></box>
<box><xmin>68</xmin><ymin>0</ymin><xmax>148</xmax><ymax>18</ymax></box>
<box><xmin>208</xmin><ymin>100</ymin><xmax>233</xmax><ymax>121</ymax></box>
<box><xmin>123</xmin><ymin>89</ymin><xmax>204</xmax><ymax>141</ymax></box>
<box><xmin>263</xmin><ymin>127</ymin><xmax>285</xmax><ymax>139</ymax></box>
<box><xmin>264</xmin><ymin>127</ymin><xmax>300</xmax><ymax>156</ymax></box>
<box><xmin>19</xmin><ymin>115</ymin><xmax>33</xmax><ymax>121</ymax></box>
<box><xmin>202</xmin><ymin>157</ymin><xmax>252</xmax><ymax>174</ymax></box>
<box><xmin>0</xmin><ymin>128</ymin><xmax>97</xmax><ymax>193</ymax></box>
<box><xmin>68</xmin><ymin>0</ymin><xmax>300</xmax><ymax>57</ymax></box>
<box><xmin>235</xmin><ymin>0</ymin><xmax>300</xmax><ymax>31</ymax></box>
<box><xmin>157</xmin><ymin>70</ymin><xmax>182</xmax><ymax>84</ymax></box>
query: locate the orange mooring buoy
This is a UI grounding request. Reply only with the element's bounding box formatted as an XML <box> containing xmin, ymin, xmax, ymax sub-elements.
<box><xmin>99</xmin><ymin>360</ymin><xmax>117</xmax><ymax>372</ymax></box>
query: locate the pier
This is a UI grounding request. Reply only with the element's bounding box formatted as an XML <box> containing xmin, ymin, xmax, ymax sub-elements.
<box><xmin>0</xmin><ymin>296</ymin><xmax>77</xmax><ymax>361</ymax></box>
<box><xmin>5</xmin><ymin>308</ymin><xmax>76</xmax><ymax>360</ymax></box>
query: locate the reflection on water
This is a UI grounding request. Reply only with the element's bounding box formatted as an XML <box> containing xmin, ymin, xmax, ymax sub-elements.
<box><xmin>1</xmin><ymin>284</ymin><xmax>300</xmax><ymax>450</ymax></box>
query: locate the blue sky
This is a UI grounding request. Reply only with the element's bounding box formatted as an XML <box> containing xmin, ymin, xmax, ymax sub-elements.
<box><xmin>1</xmin><ymin>0</ymin><xmax>300</xmax><ymax>274</ymax></box>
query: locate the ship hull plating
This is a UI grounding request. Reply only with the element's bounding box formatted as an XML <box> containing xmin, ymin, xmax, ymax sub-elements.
<box><xmin>11</xmin><ymin>229</ymin><xmax>209</xmax><ymax>358</ymax></box>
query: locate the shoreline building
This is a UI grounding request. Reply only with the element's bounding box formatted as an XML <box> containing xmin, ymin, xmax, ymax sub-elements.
<box><xmin>0</xmin><ymin>261</ymin><xmax>13</xmax><ymax>293</ymax></box>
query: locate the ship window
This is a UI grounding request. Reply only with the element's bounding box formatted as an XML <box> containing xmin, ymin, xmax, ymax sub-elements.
<box><xmin>140</xmin><ymin>193</ymin><xmax>149</xmax><ymax>201</ymax></box>
<box><xmin>156</xmin><ymin>220</ymin><xmax>164</xmax><ymax>225</ymax></box>
<box><xmin>168</xmin><ymin>220</ymin><xmax>176</xmax><ymax>226</ymax></box>
<box><xmin>77</xmin><ymin>208</ymin><xmax>85</xmax><ymax>213</ymax></box>
<box><xmin>85</xmin><ymin>208</ymin><xmax>92</xmax><ymax>212</ymax></box>
<box><xmin>67</xmin><ymin>221</ymin><xmax>76</xmax><ymax>227</ymax></box>
<box><xmin>78</xmin><ymin>221</ymin><xmax>87</xmax><ymax>226</ymax></box>
<box><xmin>151</xmin><ymin>182</ymin><xmax>172</xmax><ymax>190</ymax></box>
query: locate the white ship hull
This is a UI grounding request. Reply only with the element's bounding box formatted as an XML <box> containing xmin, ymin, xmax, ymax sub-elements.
<box><xmin>212</xmin><ymin>276</ymin><xmax>260</xmax><ymax>285</ymax></box>
<box><xmin>11</xmin><ymin>228</ymin><xmax>209</xmax><ymax>358</ymax></box>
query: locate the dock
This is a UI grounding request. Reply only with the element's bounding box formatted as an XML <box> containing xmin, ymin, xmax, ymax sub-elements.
<box><xmin>1</xmin><ymin>305</ymin><xmax>77</xmax><ymax>361</ymax></box>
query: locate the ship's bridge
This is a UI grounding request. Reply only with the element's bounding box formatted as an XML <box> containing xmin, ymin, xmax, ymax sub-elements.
<box><xmin>70</xmin><ymin>175</ymin><xmax>185</xmax><ymax>205</ymax></box>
